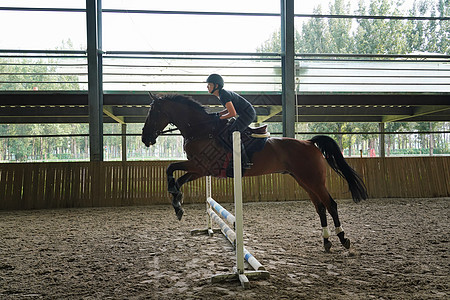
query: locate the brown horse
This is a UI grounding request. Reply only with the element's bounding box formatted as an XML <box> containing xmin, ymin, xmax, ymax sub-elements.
<box><xmin>142</xmin><ymin>93</ymin><xmax>368</xmax><ymax>251</ymax></box>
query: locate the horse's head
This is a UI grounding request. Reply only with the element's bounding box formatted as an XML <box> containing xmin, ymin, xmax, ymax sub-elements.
<box><xmin>142</xmin><ymin>93</ymin><xmax>170</xmax><ymax>147</ymax></box>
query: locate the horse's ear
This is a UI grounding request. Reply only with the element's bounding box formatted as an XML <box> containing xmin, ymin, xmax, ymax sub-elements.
<box><xmin>148</xmin><ymin>92</ymin><xmax>163</xmax><ymax>105</ymax></box>
<box><xmin>148</xmin><ymin>92</ymin><xmax>157</xmax><ymax>103</ymax></box>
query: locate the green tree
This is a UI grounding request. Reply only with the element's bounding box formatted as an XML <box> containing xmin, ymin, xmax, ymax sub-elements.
<box><xmin>298</xmin><ymin>6</ymin><xmax>330</xmax><ymax>53</ymax></box>
<box><xmin>327</xmin><ymin>0</ymin><xmax>355</xmax><ymax>53</ymax></box>
<box><xmin>354</xmin><ymin>0</ymin><xmax>408</xmax><ymax>54</ymax></box>
<box><xmin>256</xmin><ymin>28</ymin><xmax>302</xmax><ymax>53</ymax></box>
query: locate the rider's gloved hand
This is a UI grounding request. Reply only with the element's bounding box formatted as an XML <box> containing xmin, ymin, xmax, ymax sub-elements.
<box><xmin>226</xmin><ymin>117</ymin><xmax>236</xmax><ymax>126</ymax></box>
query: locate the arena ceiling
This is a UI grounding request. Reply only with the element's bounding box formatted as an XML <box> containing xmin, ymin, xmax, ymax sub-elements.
<box><xmin>0</xmin><ymin>91</ymin><xmax>449</xmax><ymax>125</ymax></box>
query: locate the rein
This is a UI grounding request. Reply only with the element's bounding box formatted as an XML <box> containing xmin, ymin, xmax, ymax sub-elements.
<box><xmin>157</xmin><ymin>127</ymin><xmax>179</xmax><ymax>135</ymax></box>
<box><xmin>157</xmin><ymin>117</ymin><xmax>219</xmax><ymax>138</ymax></box>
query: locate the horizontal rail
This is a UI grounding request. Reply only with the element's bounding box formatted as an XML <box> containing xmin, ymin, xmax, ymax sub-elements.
<box><xmin>0</xmin><ymin>73</ymin><xmax>88</xmax><ymax>76</ymax></box>
<box><xmin>0</xmin><ymin>49</ymin><xmax>86</xmax><ymax>55</ymax></box>
<box><xmin>1</xmin><ymin>6</ymin><xmax>446</xmax><ymax>21</ymax></box>
<box><xmin>102</xmin><ymin>64</ymin><xmax>279</xmax><ymax>69</ymax></box>
<box><xmin>296</xmin><ymin>53</ymin><xmax>450</xmax><ymax>59</ymax></box>
<box><xmin>206</xmin><ymin>206</ymin><xmax>264</xmax><ymax>271</ymax></box>
<box><xmin>0</xmin><ymin>7</ymin><xmax>85</xmax><ymax>13</ymax></box>
<box><xmin>0</xmin><ymin>81</ymin><xmax>86</xmax><ymax>84</ymax></box>
<box><xmin>207</xmin><ymin>197</ymin><xmax>236</xmax><ymax>227</ymax></box>
<box><xmin>207</xmin><ymin>208</ymin><xmax>236</xmax><ymax>244</ymax></box>
<box><xmin>2</xmin><ymin>49</ymin><xmax>447</xmax><ymax>60</ymax></box>
<box><xmin>104</xmin><ymin>51</ymin><xmax>280</xmax><ymax>57</ymax></box>
<box><xmin>295</xmin><ymin>13</ymin><xmax>449</xmax><ymax>21</ymax></box>
<box><xmin>1</xmin><ymin>131</ymin><xmax>449</xmax><ymax>139</ymax></box>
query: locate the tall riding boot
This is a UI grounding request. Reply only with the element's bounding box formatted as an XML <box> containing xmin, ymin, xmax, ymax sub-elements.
<box><xmin>241</xmin><ymin>143</ymin><xmax>252</xmax><ymax>170</ymax></box>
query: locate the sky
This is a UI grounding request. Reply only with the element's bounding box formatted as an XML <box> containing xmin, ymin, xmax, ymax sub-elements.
<box><xmin>0</xmin><ymin>0</ymin><xmax>418</xmax><ymax>53</ymax></box>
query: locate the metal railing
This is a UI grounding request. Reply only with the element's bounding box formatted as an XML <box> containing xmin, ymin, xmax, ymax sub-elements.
<box><xmin>1</xmin><ymin>129</ymin><xmax>449</xmax><ymax>162</ymax></box>
<box><xmin>2</xmin><ymin>50</ymin><xmax>449</xmax><ymax>93</ymax></box>
<box><xmin>0</xmin><ymin>49</ymin><xmax>88</xmax><ymax>90</ymax></box>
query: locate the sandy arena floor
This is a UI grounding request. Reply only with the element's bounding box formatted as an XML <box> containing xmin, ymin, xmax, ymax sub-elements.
<box><xmin>0</xmin><ymin>197</ymin><xmax>449</xmax><ymax>299</ymax></box>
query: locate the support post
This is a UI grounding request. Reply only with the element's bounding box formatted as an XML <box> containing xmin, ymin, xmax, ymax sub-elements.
<box><xmin>86</xmin><ymin>0</ymin><xmax>103</xmax><ymax>161</ymax></box>
<box><xmin>121</xmin><ymin>124</ymin><xmax>127</xmax><ymax>161</ymax></box>
<box><xmin>281</xmin><ymin>0</ymin><xmax>296</xmax><ymax>138</ymax></box>
<box><xmin>379</xmin><ymin>123</ymin><xmax>385</xmax><ymax>158</ymax></box>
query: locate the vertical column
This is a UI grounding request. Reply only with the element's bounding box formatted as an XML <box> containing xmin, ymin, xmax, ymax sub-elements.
<box><xmin>429</xmin><ymin>122</ymin><xmax>434</xmax><ymax>156</ymax></box>
<box><xmin>121</xmin><ymin>123</ymin><xmax>127</xmax><ymax>161</ymax></box>
<box><xmin>232</xmin><ymin>131</ymin><xmax>244</xmax><ymax>276</ymax></box>
<box><xmin>281</xmin><ymin>0</ymin><xmax>295</xmax><ymax>138</ymax></box>
<box><xmin>86</xmin><ymin>0</ymin><xmax>103</xmax><ymax>161</ymax></box>
<box><xmin>379</xmin><ymin>123</ymin><xmax>385</xmax><ymax>158</ymax></box>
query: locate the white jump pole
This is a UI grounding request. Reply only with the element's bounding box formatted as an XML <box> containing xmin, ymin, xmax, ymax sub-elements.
<box><xmin>232</xmin><ymin>131</ymin><xmax>245</xmax><ymax>280</ymax></box>
<box><xmin>206</xmin><ymin>176</ymin><xmax>214</xmax><ymax>236</ymax></box>
<box><xmin>191</xmin><ymin>131</ymin><xmax>269</xmax><ymax>288</ymax></box>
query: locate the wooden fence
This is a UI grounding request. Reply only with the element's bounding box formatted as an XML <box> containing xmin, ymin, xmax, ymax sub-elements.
<box><xmin>0</xmin><ymin>157</ymin><xmax>449</xmax><ymax>210</ymax></box>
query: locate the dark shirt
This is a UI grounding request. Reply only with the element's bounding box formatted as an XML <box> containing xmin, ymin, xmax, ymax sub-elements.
<box><xmin>218</xmin><ymin>89</ymin><xmax>253</xmax><ymax>117</ymax></box>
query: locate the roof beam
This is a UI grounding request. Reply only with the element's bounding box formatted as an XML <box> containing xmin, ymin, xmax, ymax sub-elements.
<box><xmin>103</xmin><ymin>105</ymin><xmax>125</xmax><ymax>124</ymax></box>
<box><xmin>257</xmin><ymin>106</ymin><xmax>282</xmax><ymax>123</ymax></box>
<box><xmin>382</xmin><ymin>105</ymin><xmax>450</xmax><ymax>122</ymax></box>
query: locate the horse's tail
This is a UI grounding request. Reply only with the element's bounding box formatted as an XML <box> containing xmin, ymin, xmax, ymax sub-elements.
<box><xmin>309</xmin><ymin>135</ymin><xmax>368</xmax><ymax>203</ymax></box>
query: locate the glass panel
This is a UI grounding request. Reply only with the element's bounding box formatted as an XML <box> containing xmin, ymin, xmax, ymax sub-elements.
<box><xmin>0</xmin><ymin>0</ymin><xmax>85</xmax><ymax>9</ymax></box>
<box><xmin>103</xmin><ymin>0</ymin><xmax>280</xmax><ymax>13</ymax></box>
<box><xmin>102</xmin><ymin>13</ymin><xmax>279</xmax><ymax>52</ymax></box>
<box><xmin>296</xmin><ymin>61</ymin><xmax>450</xmax><ymax>93</ymax></box>
<box><xmin>294</xmin><ymin>0</ymin><xmax>412</xmax><ymax>14</ymax></box>
<box><xmin>0</xmin><ymin>11</ymin><xmax>86</xmax><ymax>50</ymax></box>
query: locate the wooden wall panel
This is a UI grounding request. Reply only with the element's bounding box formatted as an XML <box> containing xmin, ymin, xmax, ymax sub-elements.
<box><xmin>0</xmin><ymin>157</ymin><xmax>449</xmax><ymax>210</ymax></box>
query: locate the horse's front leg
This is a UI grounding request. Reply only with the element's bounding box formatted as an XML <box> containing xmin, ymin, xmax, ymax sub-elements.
<box><xmin>166</xmin><ymin>162</ymin><xmax>186</xmax><ymax>220</ymax></box>
<box><xmin>166</xmin><ymin>162</ymin><xmax>202</xmax><ymax>221</ymax></box>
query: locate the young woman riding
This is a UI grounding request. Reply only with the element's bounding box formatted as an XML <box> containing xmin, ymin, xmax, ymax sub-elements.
<box><xmin>206</xmin><ymin>73</ymin><xmax>256</xmax><ymax>169</ymax></box>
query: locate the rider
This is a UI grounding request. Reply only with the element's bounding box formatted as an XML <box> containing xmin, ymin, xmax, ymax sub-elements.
<box><xmin>206</xmin><ymin>73</ymin><xmax>256</xmax><ymax>170</ymax></box>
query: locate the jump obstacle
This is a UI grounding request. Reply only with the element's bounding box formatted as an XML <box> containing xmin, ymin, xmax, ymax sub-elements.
<box><xmin>191</xmin><ymin>131</ymin><xmax>270</xmax><ymax>288</ymax></box>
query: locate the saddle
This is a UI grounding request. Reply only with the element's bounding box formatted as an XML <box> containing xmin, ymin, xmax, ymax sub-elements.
<box><xmin>245</xmin><ymin>124</ymin><xmax>270</xmax><ymax>138</ymax></box>
<box><xmin>212</xmin><ymin>120</ymin><xmax>270</xmax><ymax>178</ymax></box>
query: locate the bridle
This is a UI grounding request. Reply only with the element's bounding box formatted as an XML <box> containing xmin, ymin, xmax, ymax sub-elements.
<box><xmin>157</xmin><ymin>127</ymin><xmax>179</xmax><ymax>135</ymax></box>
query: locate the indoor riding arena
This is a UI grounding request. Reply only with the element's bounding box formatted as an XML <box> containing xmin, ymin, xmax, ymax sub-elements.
<box><xmin>1</xmin><ymin>1</ymin><xmax>449</xmax><ymax>299</ymax></box>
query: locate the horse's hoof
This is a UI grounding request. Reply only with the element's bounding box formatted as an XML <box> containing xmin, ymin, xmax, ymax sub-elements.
<box><xmin>342</xmin><ymin>238</ymin><xmax>351</xmax><ymax>249</ymax></box>
<box><xmin>324</xmin><ymin>240</ymin><xmax>332</xmax><ymax>253</ymax></box>
<box><xmin>176</xmin><ymin>207</ymin><xmax>184</xmax><ymax>221</ymax></box>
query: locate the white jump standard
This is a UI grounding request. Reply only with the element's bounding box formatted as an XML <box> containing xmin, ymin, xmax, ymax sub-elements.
<box><xmin>191</xmin><ymin>131</ymin><xmax>269</xmax><ymax>288</ymax></box>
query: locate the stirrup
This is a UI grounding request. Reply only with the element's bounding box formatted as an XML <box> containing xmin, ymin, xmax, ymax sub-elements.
<box><xmin>247</xmin><ymin>124</ymin><xmax>270</xmax><ymax>138</ymax></box>
<box><xmin>243</xmin><ymin>162</ymin><xmax>253</xmax><ymax>170</ymax></box>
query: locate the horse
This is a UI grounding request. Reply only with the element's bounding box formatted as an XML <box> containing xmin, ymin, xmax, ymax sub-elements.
<box><xmin>141</xmin><ymin>93</ymin><xmax>368</xmax><ymax>251</ymax></box>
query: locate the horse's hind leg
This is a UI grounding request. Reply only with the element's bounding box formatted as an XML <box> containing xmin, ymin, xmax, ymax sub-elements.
<box><xmin>315</xmin><ymin>201</ymin><xmax>333</xmax><ymax>252</ymax></box>
<box><xmin>290</xmin><ymin>176</ymin><xmax>333</xmax><ymax>252</ymax></box>
<box><xmin>314</xmin><ymin>193</ymin><xmax>350</xmax><ymax>250</ymax></box>
<box><xmin>327</xmin><ymin>195</ymin><xmax>351</xmax><ymax>249</ymax></box>
<box><xmin>293</xmin><ymin>175</ymin><xmax>350</xmax><ymax>251</ymax></box>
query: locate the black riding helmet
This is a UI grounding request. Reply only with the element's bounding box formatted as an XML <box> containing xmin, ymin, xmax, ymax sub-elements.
<box><xmin>206</xmin><ymin>74</ymin><xmax>224</xmax><ymax>93</ymax></box>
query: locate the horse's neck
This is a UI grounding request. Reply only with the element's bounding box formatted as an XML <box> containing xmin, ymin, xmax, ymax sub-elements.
<box><xmin>172</xmin><ymin>112</ymin><xmax>215</xmax><ymax>139</ymax></box>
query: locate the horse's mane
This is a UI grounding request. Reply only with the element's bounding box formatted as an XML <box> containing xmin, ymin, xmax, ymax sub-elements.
<box><xmin>162</xmin><ymin>94</ymin><xmax>207</xmax><ymax>114</ymax></box>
